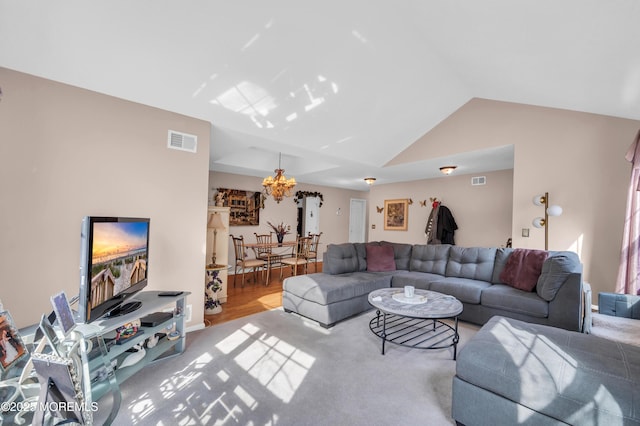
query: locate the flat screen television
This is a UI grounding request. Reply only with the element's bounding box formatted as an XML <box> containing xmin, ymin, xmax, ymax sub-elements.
<box><xmin>78</xmin><ymin>216</ymin><xmax>150</xmax><ymax>323</ymax></box>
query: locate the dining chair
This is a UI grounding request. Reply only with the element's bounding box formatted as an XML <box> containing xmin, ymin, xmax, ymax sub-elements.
<box><xmin>230</xmin><ymin>234</ymin><xmax>267</xmax><ymax>287</ymax></box>
<box><xmin>306</xmin><ymin>232</ymin><xmax>323</xmax><ymax>272</ymax></box>
<box><xmin>253</xmin><ymin>232</ymin><xmax>276</xmax><ymax>262</ymax></box>
<box><xmin>280</xmin><ymin>236</ymin><xmax>312</xmax><ymax>279</ymax></box>
<box><xmin>254</xmin><ymin>232</ymin><xmax>284</xmax><ymax>283</ymax></box>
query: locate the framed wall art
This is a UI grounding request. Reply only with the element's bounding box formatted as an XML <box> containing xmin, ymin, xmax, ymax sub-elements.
<box><xmin>384</xmin><ymin>199</ymin><xmax>409</xmax><ymax>231</ymax></box>
<box><xmin>215</xmin><ymin>188</ymin><xmax>264</xmax><ymax>226</ymax></box>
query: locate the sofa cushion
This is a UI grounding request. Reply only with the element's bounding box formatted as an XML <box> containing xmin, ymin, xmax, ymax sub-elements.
<box><xmin>366</xmin><ymin>244</ymin><xmax>396</xmax><ymax>272</ymax></box>
<box><xmin>536</xmin><ymin>252</ymin><xmax>580</xmax><ymax>301</ymax></box>
<box><xmin>283</xmin><ymin>272</ymin><xmax>392</xmax><ymax>305</ymax></box>
<box><xmin>491</xmin><ymin>247</ymin><xmax>513</xmax><ymax>284</ymax></box>
<box><xmin>381</xmin><ymin>241</ymin><xmax>412</xmax><ymax>270</ymax></box>
<box><xmin>324</xmin><ymin>243</ymin><xmax>359</xmax><ymax>275</ymax></box>
<box><xmin>354</xmin><ymin>242</ymin><xmax>370</xmax><ymax>271</ymax></box>
<box><xmin>429</xmin><ymin>277</ymin><xmax>492</xmax><ymax>304</ymax></box>
<box><xmin>410</xmin><ymin>244</ymin><xmax>450</xmax><ymax>275</ymax></box>
<box><xmin>445</xmin><ymin>247</ymin><xmax>496</xmax><ymax>282</ymax></box>
<box><xmin>499</xmin><ymin>249</ymin><xmax>548</xmax><ymax>292</ymax></box>
<box><xmin>481</xmin><ymin>285</ymin><xmax>549</xmax><ymax>318</ymax></box>
<box><xmin>391</xmin><ymin>271</ymin><xmax>445</xmax><ymax>290</ymax></box>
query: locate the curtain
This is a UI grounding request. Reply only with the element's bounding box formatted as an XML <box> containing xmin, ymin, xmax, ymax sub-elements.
<box><xmin>616</xmin><ymin>129</ymin><xmax>640</xmax><ymax>295</ymax></box>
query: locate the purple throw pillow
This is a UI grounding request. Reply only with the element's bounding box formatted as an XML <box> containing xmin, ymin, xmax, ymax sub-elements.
<box><xmin>366</xmin><ymin>244</ymin><xmax>396</xmax><ymax>272</ymax></box>
<box><xmin>499</xmin><ymin>249</ymin><xmax>549</xmax><ymax>292</ymax></box>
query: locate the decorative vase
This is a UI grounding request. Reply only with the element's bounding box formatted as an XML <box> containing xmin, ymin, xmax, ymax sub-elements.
<box><xmin>205</xmin><ymin>305</ymin><xmax>222</xmax><ymax>315</ymax></box>
<box><xmin>277</xmin><ymin>234</ymin><xmax>284</xmax><ymax>246</ymax></box>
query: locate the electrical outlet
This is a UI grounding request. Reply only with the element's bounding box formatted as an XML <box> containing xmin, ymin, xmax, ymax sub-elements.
<box><xmin>372</xmin><ymin>224</ymin><xmax>376</xmax><ymax>229</ymax></box>
<box><xmin>522</xmin><ymin>228</ymin><xmax>530</xmax><ymax>238</ymax></box>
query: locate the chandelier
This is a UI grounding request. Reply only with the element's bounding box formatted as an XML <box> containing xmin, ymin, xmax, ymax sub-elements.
<box><xmin>262</xmin><ymin>153</ymin><xmax>296</xmax><ymax>203</ymax></box>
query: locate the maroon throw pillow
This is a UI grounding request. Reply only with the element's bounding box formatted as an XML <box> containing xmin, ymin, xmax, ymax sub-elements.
<box><xmin>366</xmin><ymin>244</ymin><xmax>396</xmax><ymax>272</ymax></box>
<box><xmin>499</xmin><ymin>249</ymin><xmax>549</xmax><ymax>292</ymax></box>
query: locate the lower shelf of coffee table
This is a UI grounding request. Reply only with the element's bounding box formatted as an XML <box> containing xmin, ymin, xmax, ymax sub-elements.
<box><xmin>369</xmin><ymin>311</ymin><xmax>459</xmax><ymax>359</ymax></box>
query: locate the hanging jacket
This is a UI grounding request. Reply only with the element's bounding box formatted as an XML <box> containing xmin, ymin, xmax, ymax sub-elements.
<box><xmin>437</xmin><ymin>205</ymin><xmax>458</xmax><ymax>245</ymax></box>
<box><xmin>425</xmin><ymin>203</ymin><xmax>440</xmax><ymax>244</ymax></box>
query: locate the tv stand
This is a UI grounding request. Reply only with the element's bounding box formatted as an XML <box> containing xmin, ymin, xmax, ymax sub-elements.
<box><xmin>74</xmin><ymin>291</ymin><xmax>189</xmax><ymax>423</ymax></box>
<box><xmin>106</xmin><ymin>300</ymin><xmax>142</xmax><ymax>318</ymax></box>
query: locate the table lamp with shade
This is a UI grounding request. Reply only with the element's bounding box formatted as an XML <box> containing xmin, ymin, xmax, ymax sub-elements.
<box><xmin>208</xmin><ymin>212</ymin><xmax>226</xmax><ymax>266</ymax></box>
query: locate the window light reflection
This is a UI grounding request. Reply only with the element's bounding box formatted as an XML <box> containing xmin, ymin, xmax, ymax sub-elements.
<box><xmin>216</xmin><ymin>323</ymin><xmax>259</xmax><ymax>354</ymax></box>
<box><xmin>352</xmin><ymin>29</ymin><xmax>367</xmax><ymax>43</ymax></box>
<box><xmin>234</xmin><ymin>385</ymin><xmax>258</xmax><ymax>410</ymax></box>
<box><xmin>232</xmin><ymin>328</ymin><xmax>316</xmax><ymax>403</ymax></box>
<box><xmin>120</xmin><ymin>320</ymin><xmax>322</xmax><ymax>424</ymax></box>
<box><xmin>211</xmin><ymin>81</ymin><xmax>277</xmax><ymax>118</ymax></box>
<box><xmin>242</xmin><ymin>33</ymin><xmax>260</xmax><ymax>51</ymax></box>
<box><xmin>124</xmin><ymin>351</ymin><xmax>215</xmax><ymax>423</ymax></box>
<box><xmin>567</xmin><ymin>233</ymin><xmax>584</xmax><ymax>258</ymax></box>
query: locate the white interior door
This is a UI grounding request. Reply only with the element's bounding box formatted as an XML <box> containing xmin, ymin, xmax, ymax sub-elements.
<box><xmin>349</xmin><ymin>198</ymin><xmax>367</xmax><ymax>243</ymax></box>
<box><xmin>304</xmin><ymin>196</ymin><xmax>320</xmax><ymax>235</ymax></box>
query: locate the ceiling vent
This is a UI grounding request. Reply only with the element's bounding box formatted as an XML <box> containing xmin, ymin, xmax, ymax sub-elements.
<box><xmin>167</xmin><ymin>130</ymin><xmax>197</xmax><ymax>153</ymax></box>
<box><xmin>471</xmin><ymin>176</ymin><xmax>486</xmax><ymax>186</ymax></box>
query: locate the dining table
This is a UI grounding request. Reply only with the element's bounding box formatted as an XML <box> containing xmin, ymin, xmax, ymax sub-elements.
<box><xmin>243</xmin><ymin>240</ymin><xmax>297</xmax><ymax>284</ymax></box>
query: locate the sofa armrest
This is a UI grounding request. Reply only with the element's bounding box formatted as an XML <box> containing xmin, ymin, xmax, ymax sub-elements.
<box><xmin>547</xmin><ymin>272</ymin><xmax>583</xmax><ymax>331</ymax></box>
<box><xmin>582</xmin><ymin>282</ymin><xmax>592</xmax><ymax>333</ymax></box>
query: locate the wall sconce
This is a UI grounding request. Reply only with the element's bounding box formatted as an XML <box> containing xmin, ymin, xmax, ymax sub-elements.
<box><xmin>532</xmin><ymin>192</ymin><xmax>563</xmax><ymax>250</ymax></box>
<box><xmin>439</xmin><ymin>166</ymin><xmax>457</xmax><ymax>175</ymax></box>
<box><xmin>364</xmin><ymin>177</ymin><xmax>376</xmax><ymax>185</ymax></box>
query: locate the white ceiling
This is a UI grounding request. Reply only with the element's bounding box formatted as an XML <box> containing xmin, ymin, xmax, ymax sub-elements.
<box><xmin>1</xmin><ymin>1</ymin><xmax>639</xmax><ymax>190</ymax></box>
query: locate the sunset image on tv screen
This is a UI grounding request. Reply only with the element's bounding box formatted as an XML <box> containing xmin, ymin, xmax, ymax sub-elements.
<box><xmin>91</xmin><ymin>222</ymin><xmax>148</xmax><ymax>299</ymax></box>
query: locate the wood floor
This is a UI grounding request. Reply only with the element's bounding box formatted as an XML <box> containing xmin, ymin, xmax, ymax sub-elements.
<box><xmin>203</xmin><ymin>262</ymin><xmax>321</xmax><ymax>327</ymax></box>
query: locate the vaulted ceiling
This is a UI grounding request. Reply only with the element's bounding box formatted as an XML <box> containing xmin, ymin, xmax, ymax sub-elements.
<box><xmin>1</xmin><ymin>1</ymin><xmax>639</xmax><ymax>190</ymax></box>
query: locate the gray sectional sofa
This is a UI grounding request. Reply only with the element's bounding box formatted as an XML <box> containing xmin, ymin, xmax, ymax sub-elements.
<box><xmin>282</xmin><ymin>241</ymin><xmax>584</xmax><ymax>331</ymax></box>
<box><xmin>453</xmin><ymin>315</ymin><xmax>640</xmax><ymax>425</ymax></box>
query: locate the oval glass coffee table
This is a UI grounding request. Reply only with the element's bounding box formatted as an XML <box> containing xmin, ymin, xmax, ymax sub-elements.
<box><xmin>367</xmin><ymin>288</ymin><xmax>463</xmax><ymax>359</ymax></box>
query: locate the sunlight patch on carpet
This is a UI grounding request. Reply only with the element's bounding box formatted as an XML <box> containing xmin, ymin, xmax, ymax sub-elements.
<box><xmin>232</xmin><ymin>331</ymin><xmax>316</xmax><ymax>403</ymax></box>
<box><xmin>216</xmin><ymin>323</ymin><xmax>260</xmax><ymax>354</ymax></box>
<box><xmin>123</xmin><ymin>351</ymin><xmax>216</xmax><ymax>423</ymax></box>
<box><xmin>234</xmin><ymin>385</ymin><xmax>257</xmax><ymax>410</ymax></box>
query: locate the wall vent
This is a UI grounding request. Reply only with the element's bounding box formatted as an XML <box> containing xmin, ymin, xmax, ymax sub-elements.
<box><xmin>471</xmin><ymin>176</ymin><xmax>486</xmax><ymax>186</ymax></box>
<box><xmin>167</xmin><ymin>130</ymin><xmax>197</xmax><ymax>153</ymax></box>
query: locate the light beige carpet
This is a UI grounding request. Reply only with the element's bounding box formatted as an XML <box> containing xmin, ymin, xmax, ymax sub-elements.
<box><xmin>98</xmin><ymin>308</ymin><xmax>480</xmax><ymax>425</ymax></box>
<box><xmin>590</xmin><ymin>312</ymin><xmax>640</xmax><ymax>347</ymax></box>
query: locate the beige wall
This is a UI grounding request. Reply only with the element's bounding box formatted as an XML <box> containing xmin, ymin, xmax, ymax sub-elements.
<box><xmin>212</xmin><ymin>169</ymin><xmax>512</xmax><ymax>264</ymax></box>
<box><xmin>0</xmin><ymin>68</ymin><xmax>211</xmax><ymax>328</ymax></box>
<box><xmin>368</xmin><ymin>169</ymin><xmax>513</xmax><ymax>247</ymax></box>
<box><xmin>394</xmin><ymin>98</ymin><xmax>640</xmax><ymax>296</ymax></box>
<box><xmin>208</xmin><ymin>171</ymin><xmax>368</xmax><ymax>263</ymax></box>
<box><xmin>3</xmin><ymin>68</ymin><xmax>637</xmax><ymax>329</ymax></box>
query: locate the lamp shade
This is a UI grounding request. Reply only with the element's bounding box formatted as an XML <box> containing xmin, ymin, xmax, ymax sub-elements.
<box><xmin>532</xmin><ymin>194</ymin><xmax>545</xmax><ymax>206</ymax></box>
<box><xmin>208</xmin><ymin>212</ymin><xmax>225</xmax><ymax>230</ymax></box>
<box><xmin>532</xmin><ymin>217</ymin><xmax>545</xmax><ymax>228</ymax></box>
<box><xmin>547</xmin><ymin>205</ymin><xmax>563</xmax><ymax>217</ymax></box>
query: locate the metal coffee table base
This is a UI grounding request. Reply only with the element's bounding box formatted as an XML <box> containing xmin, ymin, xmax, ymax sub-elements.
<box><xmin>369</xmin><ymin>310</ymin><xmax>460</xmax><ymax>360</ymax></box>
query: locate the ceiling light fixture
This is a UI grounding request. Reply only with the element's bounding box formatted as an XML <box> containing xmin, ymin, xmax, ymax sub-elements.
<box><xmin>439</xmin><ymin>166</ymin><xmax>457</xmax><ymax>175</ymax></box>
<box><xmin>364</xmin><ymin>177</ymin><xmax>377</xmax><ymax>185</ymax></box>
<box><xmin>262</xmin><ymin>152</ymin><xmax>296</xmax><ymax>203</ymax></box>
